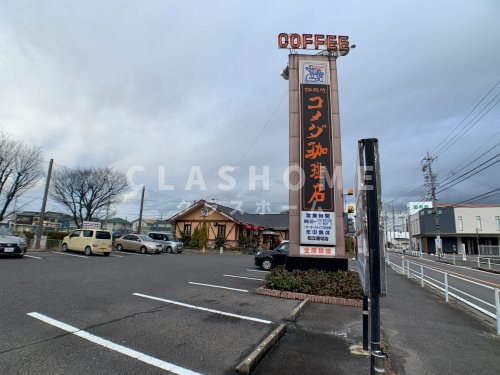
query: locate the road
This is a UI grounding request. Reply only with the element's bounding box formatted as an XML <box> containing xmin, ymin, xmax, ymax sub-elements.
<box><xmin>0</xmin><ymin>250</ymin><xmax>299</xmax><ymax>375</ymax></box>
<box><xmin>386</xmin><ymin>252</ymin><xmax>500</xmax><ymax>320</ymax></box>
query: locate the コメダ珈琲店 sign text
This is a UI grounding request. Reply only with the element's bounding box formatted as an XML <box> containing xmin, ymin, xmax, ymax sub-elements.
<box><xmin>278</xmin><ymin>33</ymin><xmax>350</xmax><ymax>51</ymax></box>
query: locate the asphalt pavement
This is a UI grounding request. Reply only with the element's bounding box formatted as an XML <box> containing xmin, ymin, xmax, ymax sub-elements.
<box><xmin>2</xmin><ymin>251</ymin><xmax>499</xmax><ymax>374</ymax></box>
<box><xmin>251</xmin><ymin>259</ymin><xmax>500</xmax><ymax>375</ymax></box>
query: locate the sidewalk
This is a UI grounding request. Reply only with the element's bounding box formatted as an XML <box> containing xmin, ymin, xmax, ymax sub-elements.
<box><xmin>251</xmin><ymin>263</ymin><xmax>500</xmax><ymax>374</ymax></box>
<box><xmin>380</xmin><ymin>267</ymin><xmax>500</xmax><ymax>375</ymax></box>
<box><xmin>253</xmin><ymin>301</ymin><xmax>369</xmax><ymax>375</ymax></box>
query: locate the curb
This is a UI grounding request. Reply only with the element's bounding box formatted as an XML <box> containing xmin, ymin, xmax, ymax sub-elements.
<box><xmin>256</xmin><ymin>287</ymin><xmax>362</xmax><ymax>308</ymax></box>
<box><xmin>287</xmin><ymin>299</ymin><xmax>309</xmax><ymax>322</ymax></box>
<box><xmin>235</xmin><ymin>324</ymin><xmax>287</xmax><ymax>375</ymax></box>
<box><xmin>476</xmin><ymin>267</ymin><xmax>500</xmax><ymax>275</ymax></box>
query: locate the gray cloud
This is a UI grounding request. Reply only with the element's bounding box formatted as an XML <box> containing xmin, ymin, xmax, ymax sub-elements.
<box><xmin>1</xmin><ymin>0</ymin><xmax>499</xmax><ymax>219</ymax></box>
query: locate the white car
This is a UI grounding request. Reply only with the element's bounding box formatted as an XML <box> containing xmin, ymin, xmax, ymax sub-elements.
<box><xmin>147</xmin><ymin>231</ymin><xmax>183</xmax><ymax>253</ymax></box>
<box><xmin>0</xmin><ymin>227</ymin><xmax>27</xmax><ymax>258</ymax></box>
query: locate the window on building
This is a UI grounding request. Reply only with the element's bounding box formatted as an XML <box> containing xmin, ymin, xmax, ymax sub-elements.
<box><xmin>458</xmin><ymin>216</ymin><xmax>463</xmax><ymax>231</ymax></box>
<box><xmin>476</xmin><ymin>216</ymin><xmax>482</xmax><ymax>231</ymax></box>
<box><xmin>496</xmin><ymin>216</ymin><xmax>500</xmax><ymax>231</ymax></box>
<box><xmin>217</xmin><ymin>224</ymin><xmax>226</xmax><ymax>238</ymax></box>
<box><xmin>183</xmin><ymin>224</ymin><xmax>191</xmax><ymax>236</ymax></box>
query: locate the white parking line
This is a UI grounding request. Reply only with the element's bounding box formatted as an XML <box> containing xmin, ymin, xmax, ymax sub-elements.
<box><xmin>51</xmin><ymin>251</ymin><xmax>88</xmax><ymax>259</ymax></box>
<box><xmin>110</xmin><ymin>254</ymin><xmax>124</xmax><ymax>258</ymax></box>
<box><xmin>188</xmin><ymin>282</ymin><xmax>249</xmax><ymax>293</ymax></box>
<box><xmin>133</xmin><ymin>293</ymin><xmax>272</xmax><ymax>324</ymax></box>
<box><xmin>25</xmin><ymin>255</ymin><xmax>43</xmax><ymax>260</ymax></box>
<box><xmin>223</xmin><ymin>274</ymin><xmax>264</xmax><ymax>281</ymax></box>
<box><xmin>116</xmin><ymin>251</ymin><xmax>151</xmax><ymax>257</ymax></box>
<box><xmin>246</xmin><ymin>269</ymin><xmax>269</xmax><ymax>273</ymax></box>
<box><xmin>27</xmin><ymin>312</ymin><xmax>202</xmax><ymax>375</ymax></box>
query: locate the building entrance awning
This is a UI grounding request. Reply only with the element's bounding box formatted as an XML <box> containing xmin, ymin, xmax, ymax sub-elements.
<box><xmin>261</xmin><ymin>230</ymin><xmax>277</xmax><ymax>235</ymax></box>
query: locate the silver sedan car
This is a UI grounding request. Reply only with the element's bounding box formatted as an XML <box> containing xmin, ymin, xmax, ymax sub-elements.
<box><xmin>114</xmin><ymin>234</ymin><xmax>162</xmax><ymax>254</ymax></box>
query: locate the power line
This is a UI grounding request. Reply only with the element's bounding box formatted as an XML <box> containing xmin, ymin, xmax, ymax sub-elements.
<box><xmin>384</xmin><ymin>184</ymin><xmax>427</xmax><ymax>205</ymax></box>
<box><xmin>437</xmin><ymin>153</ymin><xmax>500</xmax><ymax>193</ymax></box>
<box><xmin>440</xmin><ymin>134</ymin><xmax>500</xmax><ymax>184</ymax></box>
<box><xmin>435</xmin><ymin>97</ymin><xmax>499</xmax><ymax>157</ymax></box>
<box><xmin>450</xmin><ymin>188</ymin><xmax>500</xmax><ymax>206</ymax></box>
<box><xmin>430</xmin><ymin>79</ymin><xmax>500</xmax><ymax>156</ymax></box>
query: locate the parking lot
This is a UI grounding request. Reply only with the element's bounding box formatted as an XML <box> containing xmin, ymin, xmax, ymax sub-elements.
<box><xmin>0</xmin><ymin>251</ymin><xmax>300</xmax><ymax>375</ymax></box>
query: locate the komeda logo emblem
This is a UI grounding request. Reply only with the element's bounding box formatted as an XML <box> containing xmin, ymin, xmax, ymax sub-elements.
<box><xmin>304</xmin><ymin>64</ymin><xmax>326</xmax><ymax>83</ymax></box>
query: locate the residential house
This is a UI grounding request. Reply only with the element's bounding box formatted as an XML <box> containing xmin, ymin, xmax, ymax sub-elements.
<box><xmin>131</xmin><ymin>219</ymin><xmax>173</xmax><ymax>234</ymax></box>
<box><xmin>102</xmin><ymin>218</ymin><xmax>133</xmax><ymax>232</ymax></box>
<box><xmin>7</xmin><ymin>211</ymin><xmax>73</xmax><ymax>234</ymax></box>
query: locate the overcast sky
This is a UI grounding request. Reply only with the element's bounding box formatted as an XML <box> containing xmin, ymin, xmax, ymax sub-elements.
<box><xmin>1</xmin><ymin>0</ymin><xmax>499</xmax><ymax>220</ymax></box>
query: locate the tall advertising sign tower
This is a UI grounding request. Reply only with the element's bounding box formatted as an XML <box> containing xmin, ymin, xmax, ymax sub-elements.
<box><xmin>278</xmin><ymin>33</ymin><xmax>353</xmax><ymax>271</ymax></box>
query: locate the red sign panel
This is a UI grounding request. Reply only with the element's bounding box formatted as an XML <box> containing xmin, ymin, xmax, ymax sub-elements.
<box><xmin>300</xmin><ymin>83</ymin><xmax>334</xmax><ymax>211</ymax></box>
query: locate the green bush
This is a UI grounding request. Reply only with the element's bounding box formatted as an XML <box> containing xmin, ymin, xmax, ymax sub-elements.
<box><xmin>180</xmin><ymin>234</ymin><xmax>191</xmax><ymax>246</ymax></box>
<box><xmin>22</xmin><ymin>231</ymin><xmax>35</xmax><ymax>239</ymax></box>
<box><xmin>47</xmin><ymin>231</ymin><xmax>68</xmax><ymax>240</ymax></box>
<box><xmin>264</xmin><ymin>266</ymin><xmax>363</xmax><ymax>300</ymax></box>
<box><xmin>190</xmin><ymin>227</ymin><xmax>200</xmax><ymax>248</ymax></box>
<box><xmin>214</xmin><ymin>236</ymin><xmax>225</xmax><ymax>249</ymax></box>
<box><xmin>199</xmin><ymin>222</ymin><xmax>207</xmax><ymax>248</ymax></box>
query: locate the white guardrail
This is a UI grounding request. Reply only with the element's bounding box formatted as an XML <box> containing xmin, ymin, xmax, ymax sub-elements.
<box><xmin>389</xmin><ymin>247</ymin><xmax>500</xmax><ymax>270</ymax></box>
<box><xmin>386</xmin><ymin>253</ymin><xmax>500</xmax><ymax>335</ymax></box>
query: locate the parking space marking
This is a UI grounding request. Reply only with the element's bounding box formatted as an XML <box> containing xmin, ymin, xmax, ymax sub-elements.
<box><xmin>246</xmin><ymin>269</ymin><xmax>269</xmax><ymax>273</ymax></box>
<box><xmin>27</xmin><ymin>312</ymin><xmax>203</xmax><ymax>375</ymax></box>
<box><xmin>110</xmin><ymin>254</ymin><xmax>124</xmax><ymax>258</ymax></box>
<box><xmin>223</xmin><ymin>274</ymin><xmax>264</xmax><ymax>281</ymax></box>
<box><xmin>25</xmin><ymin>254</ymin><xmax>43</xmax><ymax>260</ymax></box>
<box><xmin>51</xmin><ymin>251</ymin><xmax>88</xmax><ymax>259</ymax></box>
<box><xmin>188</xmin><ymin>282</ymin><xmax>249</xmax><ymax>293</ymax></box>
<box><xmin>116</xmin><ymin>251</ymin><xmax>151</xmax><ymax>257</ymax></box>
<box><xmin>133</xmin><ymin>293</ymin><xmax>272</xmax><ymax>324</ymax></box>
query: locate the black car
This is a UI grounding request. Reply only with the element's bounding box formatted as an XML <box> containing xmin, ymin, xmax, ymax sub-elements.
<box><xmin>0</xmin><ymin>227</ymin><xmax>27</xmax><ymax>258</ymax></box>
<box><xmin>254</xmin><ymin>240</ymin><xmax>289</xmax><ymax>270</ymax></box>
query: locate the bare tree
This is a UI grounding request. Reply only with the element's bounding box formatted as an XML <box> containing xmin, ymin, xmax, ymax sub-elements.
<box><xmin>50</xmin><ymin>166</ymin><xmax>129</xmax><ymax>227</ymax></box>
<box><xmin>0</xmin><ymin>133</ymin><xmax>44</xmax><ymax>221</ymax></box>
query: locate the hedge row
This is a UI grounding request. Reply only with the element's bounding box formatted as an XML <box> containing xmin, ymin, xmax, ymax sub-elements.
<box><xmin>264</xmin><ymin>266</ymin><xmax>364</xmax><ymax>300</ymax></box>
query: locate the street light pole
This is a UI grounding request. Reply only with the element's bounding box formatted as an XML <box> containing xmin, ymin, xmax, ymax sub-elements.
<box><xmin>476</xmin><ymin>228</ymin><xmax>480</xmax><ymax>256</ymax></box>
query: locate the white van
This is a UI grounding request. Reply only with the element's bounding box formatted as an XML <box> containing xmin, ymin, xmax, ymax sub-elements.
<box><xmin>61</xmin><ymin>229</ymin><xmax>113</xmax><ymax>256</ymax></box>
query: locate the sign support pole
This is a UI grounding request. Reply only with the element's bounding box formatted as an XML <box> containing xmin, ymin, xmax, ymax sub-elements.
<box><xmin>364</xmin><ymin>139</ymin><xmax>384</xmax><ymax>374</ymax></box>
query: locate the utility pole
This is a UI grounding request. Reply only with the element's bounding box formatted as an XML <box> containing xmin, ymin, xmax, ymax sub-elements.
<box><xmin>104</xmin><ymin>201</ymin><xmax>110</xmax><ymax>230</ymax></box>
<box><xmin>384</xmin><ymin>214</ymin><xmax>388</xmax><ymax>247</ymax></box>
<box><xmin>422</xmin><ymin>152</ymin><xmax>440</xmax><ymax>256</ymax></box>
<box><xmin>391</xmin><ymin>205</ymin><xmax>396</xmax><ymax>247</ymax></box>
<box><xmin>407</xmin><ymin>210</ymin><xmax>413</xmax><ymax>251</ymax></box>
<box><xmin>137</xmin><ymin>185</ymin><xmax>145</xmax><ymax>234</ymax></box>
<box><xmin>36</xmin><ymin>159</ymin><xmax>54</xmax><ymax>249</ymax></box>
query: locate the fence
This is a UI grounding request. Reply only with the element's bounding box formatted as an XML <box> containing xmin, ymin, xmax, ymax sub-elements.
<box><xmin>386</xmin><ymin>254</ymin><xmax>500</xmax><ymax>335</ymax></box>
<box><xmin>25</xmin><ymin>238</ymin><xmax>62</xmax><ymax>251</ymax></box>
<box><xmin>479</xmin><ymin>245</ymin><xmax>500</xmax><ymax>257</ymax></box>
<box><xmin>476</xmin><ymin>257</ymin><xmax>500</xmax><ymax>271</ymax></box>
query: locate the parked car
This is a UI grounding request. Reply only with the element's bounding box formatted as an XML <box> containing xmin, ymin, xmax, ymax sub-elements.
<box><xmin>114</xmin><ymin>234</ymin><xmax>162</xmax><ymax>254</ymax></box>
<box><xmin>112</xmin><ymin>228</ymin><xmax>132</xmax><ymax>240</ymax></box>
<box><xmin>0</xmin><ymin>227</ymin><xmax>27</xmax><ymax>258</ymax></box>
<box><xmin>254</xmin><ymin>240</ymin><xmax>289</xmax><ymax>270</ymax></box>
<box><xmin>62</xmin><ymin>229</ymin><xmax>113</xmax><ymax>256</ymax></box>
<box><xmin>147</xmin><ymin>231</ymin><xmax>183</xmax><ymax>253</ymax></box>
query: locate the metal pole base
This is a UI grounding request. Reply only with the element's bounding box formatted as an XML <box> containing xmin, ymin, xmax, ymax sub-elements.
<box><xmin>371</xmin><ymin>350</ymin><xmax>385</xmax><ymax>374</ymax></box>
